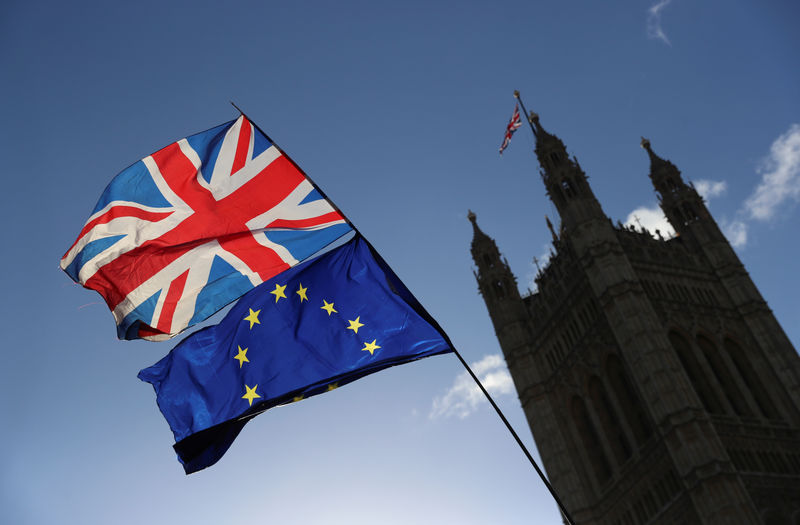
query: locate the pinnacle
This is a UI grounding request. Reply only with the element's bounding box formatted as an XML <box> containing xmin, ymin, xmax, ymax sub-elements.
<box><xmin>467</xmin><ymin>209</ymin><xmax>493</xmax><ymax>247</ymax></box>
<box><xmin>641</xmin><ymin>136</ymin><xmax>670</xmax><ymax>171</ymax></box>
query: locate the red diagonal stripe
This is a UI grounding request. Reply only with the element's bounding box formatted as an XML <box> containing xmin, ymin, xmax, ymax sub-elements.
<box><xmin>232</xmin><ymin>120</ymin><xmax>251</xmax><ymax>175</ymax></box>
<box><xmin>85</xmin><ymin>149</ymin><xmax>308</xmax><ymax>309</ymax></box>
<box><xmin>155</xmin><ymin>268</ymin><xmax>190</xmax><ymax>334</ymax></box>
<box><xmin>152</xmin><ymin>142</ymin><xmax>218</xmax><ymax>211</ymax></box>
<box><xmin>218</xmin><ymin>231</ymin><xmax>289</xmax><ymax>281</ymax></box>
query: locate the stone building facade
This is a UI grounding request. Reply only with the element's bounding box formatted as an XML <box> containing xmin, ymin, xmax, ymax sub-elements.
<box><xmin>469</xmin><ymin>114</ymin><xmax>800</xmax><ymax>524</ymax></box>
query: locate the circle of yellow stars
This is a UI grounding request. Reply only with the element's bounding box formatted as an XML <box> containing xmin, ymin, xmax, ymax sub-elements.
<box><xmin>237</xmin><ymin>281</ymin><xmax>383</xmax><ymax>406</ymax></box>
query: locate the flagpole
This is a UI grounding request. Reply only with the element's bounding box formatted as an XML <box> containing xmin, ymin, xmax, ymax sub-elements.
<box><xmin>450</xmin><ymin>348</ymin><xmax>577</xmax><ymax>525</ymax></box>
<box><xmin>231</xmin><ymin>101</ymin><xmax>575</xmax><ymax>524</ymax></box>
<box><xmin>513</xmin><ymin>90</ymin><xmax>538</xmax><ymax>142</ymax></box>
<box><xmin>229</xmin><ymin>101</ymin><xmax>357</xmax><ymax>234</ymax></box>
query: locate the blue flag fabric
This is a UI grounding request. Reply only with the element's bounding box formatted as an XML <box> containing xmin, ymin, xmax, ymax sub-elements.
<box><xmin>139</xmin><ymin>234</ymin><xmax>452</xmax><ymax>473</ymax></box>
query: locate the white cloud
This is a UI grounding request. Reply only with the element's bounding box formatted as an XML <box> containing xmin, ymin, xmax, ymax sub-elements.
<box><xmin>744</xmin><ymin>124</ymin><xmax>800</xmax><ymax>221</ymax></box>
<box><xmin>646</xmin><ymin>0</ymin><xmax>673</xmax><ymax>46</ymax></box>
<box><xmin>624</xmin><ymin>180</ymin><xmax>725</xmax><ymax>237</ymax></box>
<box><xmin>624</xmin><ymin>204</ymin><xmax>675</xmax><ymax>238</ymax></box>
<box><xmin>536</xmin><ymin>245</ymin><xmax>553</xmax><ymax>269</ymax></box>
<box><xmin>693</xmin><ymin>179</ymin><xmax>727</xmax><ymax>202</ymax></box>
<box><xmin>722</xmin><ymin>219</ymin><xmax>748</xmax><ymax>248</ymax></box>
<box><xmin>429</xmin><ymin>354</ymin><xmax>514</xmax><ymax>420</ymax></box>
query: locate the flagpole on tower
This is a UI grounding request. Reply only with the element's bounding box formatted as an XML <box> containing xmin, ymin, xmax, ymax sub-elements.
<box><xmin>513</xmin><ymin>90</ymin><xmax>538</xmax><ymax>141</ymax></box>
<box><xmin>492</xmin><ymin>93</ymin><xmax>577</xmax><ymax>524</ymax></box>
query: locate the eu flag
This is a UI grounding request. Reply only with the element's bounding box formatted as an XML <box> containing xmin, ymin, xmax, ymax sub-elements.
<box><xmin>139</xmin><ymin>234</ymin><xmax>452</xmax><ymax>473</ymax></box>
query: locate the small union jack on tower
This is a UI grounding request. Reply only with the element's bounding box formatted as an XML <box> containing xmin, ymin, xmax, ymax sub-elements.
<box><xmin>499</xmin><ymin>103</ymin><xmax>522</xmax><ymax>155</ymax></box>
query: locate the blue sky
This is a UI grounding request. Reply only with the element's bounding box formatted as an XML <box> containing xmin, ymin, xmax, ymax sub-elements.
<box><xmin>2</xmin><ymin>1</ymin><xmax>798</xmax><ymax>524</ymax></box>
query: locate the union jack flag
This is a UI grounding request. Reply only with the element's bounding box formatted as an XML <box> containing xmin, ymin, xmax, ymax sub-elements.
<box><xmin>61</xmin><ymin>116</ymin><xmax>352</xmax><ymax>341</ymax></box>
<box><xmin>499</xmin><ymin>103</ymin><xmax>522</xmax><ymax>155</ymax></box>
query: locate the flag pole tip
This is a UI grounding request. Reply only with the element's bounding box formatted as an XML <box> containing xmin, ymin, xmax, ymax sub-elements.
<box><xmin>513</xmin><ymin>90</ymin><xmax>520</xmax><ymax>98</ymax></box>
<box><xmin>229</xmin><ymin>101</ymin><xmax>244</xmax><ymax>115</ymax></box>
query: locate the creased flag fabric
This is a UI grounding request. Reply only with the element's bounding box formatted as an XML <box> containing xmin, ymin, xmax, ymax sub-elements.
<box><xmin>60</xmin><ymin>116</ymin><xmax>351</xmax><ymax>341</ymax></box>
<box><xmin>499</xmin><ymin>103</ymin><xmax>522</xmax><ymax>155</ymax></box>
<box><xmin>138</xmin><ymin>234</ymin><xmax>453</xmax><ymax>473</ymax></box>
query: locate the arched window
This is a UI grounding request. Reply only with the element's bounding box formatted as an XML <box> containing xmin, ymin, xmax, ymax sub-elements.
<box><xmin>561</xmin><ymin>178</ymin><xmax>576</xmax><ymax>198</ymax></box>
<box><xmin>668</xmin><ymin>331</ymin><xmax>723</xmax><ymax>414</ymax></box>
<box><xmin>606</xmin><ymin>355</ymin><xmax>652</xmax><ymax>446</ymax></box>
<box><xmin>724</xmin><ymin>338</ymin><xmax>780</xmax><ymax>420</ymax></box>
<box><xmin>494</xmin><ymin>279</ymin><xmax>506</xmax><ymax>299</ymax></box>
<box><xmin>571</xmin><ymin>396</ymin><xmax>612</xmax><ymax>484</ymax></box>
<box><xmin>588</xmin><ymin>376</ymin><xmax>632</xmax><ymax>464</ymax></box>
<box><xmin>672</xmin><ymin>207</ymin><xmax>686</xmax><ymax>225</ymax></box>
<box><xmin>682</xmin><ymin>202</ymin><xmax>698</xmax><ymax>221</ymax></box>
<box><xmin>696</xmin><ymin>335</ymin><xmax>752</xmax><ymax>417</ymax></box>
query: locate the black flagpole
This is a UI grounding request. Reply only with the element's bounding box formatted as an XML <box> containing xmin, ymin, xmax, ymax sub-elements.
<box><xmin>230</xmin><ymin>100</ymin><xmax>576</xmax><ymax>525</ymax></box>
<box><xmin>229</xmin><ymin>101</ymin><xmax>355</xmax><ymax>233</ymax></box>
<box><xmin>513</xmin><ymin>90</ymin><xmax>539</xmax><ymax>142</ymax></box>
<box><xmin>451</xmin><ymin>348</ymin><xmax>577</xmax><ymax>525</ymax></box>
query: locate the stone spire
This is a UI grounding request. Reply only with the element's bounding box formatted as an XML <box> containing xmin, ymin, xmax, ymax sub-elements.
<box><xmin>642</xmin><ymin>138</ymin><xmax>708</xmax><ymax>233</ymax></box>
<box><xmin>468</xmin><ymin>209</ymin><xmax>492</xmax><ymax>247</ymax></box>
<box><xmin>530</xmin><ymin>112</ymin><xmax>606</xmax><ymax>231</ymax></box>
<box><xmin>530</xmin><ymin>112</ymin><xmax>570</xmax><ymax>169</ymax></box>
<box><xmin>467</xmin><ymin>210</ymin><xmax>520</xmax><ymax>310</ymax></box>
<box><xmin>641</xmin><ymin>137</ymin><xmax>680</xmax><ymax>186</ymax></box>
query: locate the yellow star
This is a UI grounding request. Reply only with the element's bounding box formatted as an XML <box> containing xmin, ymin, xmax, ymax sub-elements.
<box><xmin>362</xmin><ymin>339</ymin><xmax>381</xmax><ymax>356</ymax></box>
<box><xmin>327</xmin><ymin>383</ymin><xmax>339</xmax><ymax>391</ymax></box>
<box><xmin>321</xmin><ymin>300</ymin><xmax>337</xmax><ymax>316</ymax></box>
<box><xmin>242</xmin><ymin>384</ymin><xmax>261</xmax><ymax>406</ymax></box>
<box><xmin>244</xmin><ymin>308</ymin><xmax>261</xmax><ymax>329</ymax></box>
<box><xmin>296</xmin><ymin>283</ymin><xmax>308</xmax><ymax>302</ymax></box>
<box><xmin>234</xmin><ymin>346</ymin><xmax>249</xmax><ymax>368</ymax></box>
<box><xmin>292</xmin><ymin>395</ymin><xmax>304</xmax><ymax>403</ymax></box>
<box><xmin>270</xmin><ymin>283</ymin><xmax>287</xmax><ymax>303</ymax></box>
<box><xmin>346</xmin><ymin>316</ymin><xmax>364</xmax><ymax>334</ymax></box>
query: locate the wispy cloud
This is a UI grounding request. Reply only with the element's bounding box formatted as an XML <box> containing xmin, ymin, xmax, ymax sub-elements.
<box><xmin>722</xmin><ymin>219</ymin><xmax>748</xmax><ymax>248</ymax></box>
<box><xmin>723</xmin><ymin>124</ymin><xmax>800</xmax><ymax>247</ymax></box>
<box><xmin>694</xmin><ymin>179</ymin><xmax>727</xmax><ymax>202</ymax></box>
<box><xmin>647</xmin><ymin>0</ymin><xmax>673</xmax><ymax>46</ymax></box>
<box><xmin>429</xmin><ymin>354</ymin><xmax>514</xmax><ymax>420</ymax></box>
<box><xmin>744</xmin><ymin>124</ymin><xmax>800</xmax><ymax>221</ymax></box>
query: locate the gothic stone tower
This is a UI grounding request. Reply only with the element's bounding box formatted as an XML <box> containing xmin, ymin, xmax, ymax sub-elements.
<box><xmin>470</xmin><ymin>114</ymin><xmax>800</xmax><ymax>524</ymax></box>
